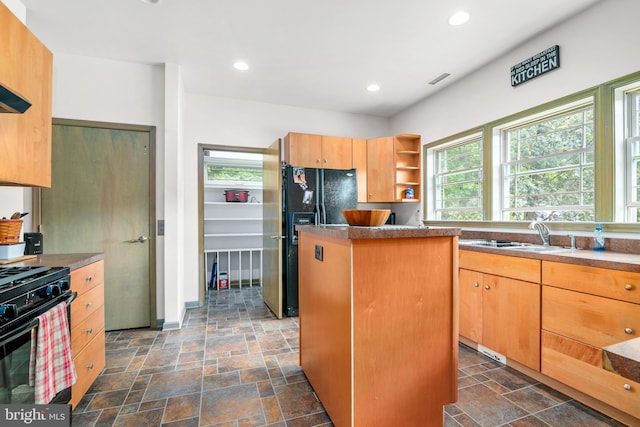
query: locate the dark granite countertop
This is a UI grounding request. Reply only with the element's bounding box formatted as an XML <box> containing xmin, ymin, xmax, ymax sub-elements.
<box><xmin>603</xmin><ymin>338</ymin><xmax>640</xmax><ymax>383</ymax></box>
<box><xmin>459</xmin><ymin>243</ymin><xmax>640</xmax><ymax>273</ymax></box>
<box><xmin>11</xmin><ymin>253</ymin><xmax>103</xmax><ymax>271</ymax></box>
<box><xmin>298</xmin><ymin>225</ymin><xmax>461</xmax><ymax>240</ymax></box>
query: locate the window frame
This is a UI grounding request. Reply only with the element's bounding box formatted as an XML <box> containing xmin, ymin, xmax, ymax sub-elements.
<box><xmin>492</xmin><ymin>97</ymin><xmax>595</xmax><ymax>222</ymax></box>
<box><xmin>427</xmin><ymin>131</ymin><xmax>484</xmax><ymax>221</ymax></box>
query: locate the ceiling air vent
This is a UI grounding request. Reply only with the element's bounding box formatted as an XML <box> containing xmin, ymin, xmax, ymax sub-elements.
<box><xmin>428</xmin><ymin>73</ymin><xmax>451</xmax><ymax>86</ymax></box>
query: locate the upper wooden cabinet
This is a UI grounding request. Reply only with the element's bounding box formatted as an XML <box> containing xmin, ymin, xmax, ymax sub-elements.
<box><xmin>284</xmin><ymin>132</ymin><xmax>353</xmax><ymax>170</ymax></box>
<box><xmin>354</xmin><ymin>134</ymin><xmax>421</xmax><ymax>203</ymax></box>
<box><xmin>365</xmin><ymin>136</ymin><xmax>395</xmax><ymax>203</ymax></box>
<box><xmin>0</xmin><ymin>2</ymin><xmax>53</xmax><ymax>187</ymax></box>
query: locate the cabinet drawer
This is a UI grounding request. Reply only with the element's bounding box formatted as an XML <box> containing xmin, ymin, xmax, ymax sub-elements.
<box><xmin>71</xmin><ymin>304</ymin><xmax>104</xmax><ymax>358</ymax></box>
<box><xmin>71</xmin><ymin>284</ymin><xmax>104</xmax><ymax>323</ymax></box>
<box><xmin>542</xmin><ymin>331</ymin><xmax>640</xmax><ymax>418</ymax></box>
<box><xmin>543</xmin><ymin>286</ymin><xmax>640</xmax><ymax>348</ymax></box>
<box><xmin>70</xmin><ymin>331</ymin><xmax>106</xmax><ymax>409</ymax></box>
<box><xmin>71</xmin><ymin>260</ymin><xmax>104</xmax><ymax>296</ymax></box>
<box><xmin>542</xmin><ymin>261</ymin><xmax>640</xmax><ymax>304</ymax></box>
<box><xmin>459</xmin><ymin>250</ymin><xmax>541</xmax><ymax>283</ymax></box>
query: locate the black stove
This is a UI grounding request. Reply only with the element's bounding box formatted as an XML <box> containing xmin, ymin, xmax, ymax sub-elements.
<box><xmin>0</xmin><ymin>265</ymin><xmax>75</xmax><ymax>405</ymax></box>
<box><xmin>0</xmin><ymin>266</ymin><xmax>71</xmax><ymax>334</ymax></box>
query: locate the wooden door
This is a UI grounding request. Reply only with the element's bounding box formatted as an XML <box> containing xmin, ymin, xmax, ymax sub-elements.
<box><xmin>459</xmin><ymin>269</ymin><xmax>483</xmax><ymax>342</ymax></box>
<box><xmin>352</xmin><ymin>138</ymin><xmax>368</xmax><ymax>203</ymax></box>
<box><xmin>41</xmin><ymin>121</ymin><xmax>153</xmax><ymax>330</ymax></box>
<box><xmin>284</xmin><ymin>133</ymin><xmax>321</xmax><ymax>168</ymax></box>
<box><xmin>262</xmin><ymin>139</ymin><xmax>283</xmax><ymax>318</ymax></box>
<box><xmin>506</xmin><ymin>279</ymin><xmax>541</xmax><ymax>370</ymax></box>
<box><xmin>482</xmin><ymin>274</ymin><xmax>508</xmax><ymax>355</ymax></box>
<box><xmin>321</xmin><ymin>136</ymin><xmax>352</xmax><ymax>170</ymax></box>
<box><xmin>366</xmin><ymin>137</ymin><xmax>395</xmax><ymax>202</ymax></box>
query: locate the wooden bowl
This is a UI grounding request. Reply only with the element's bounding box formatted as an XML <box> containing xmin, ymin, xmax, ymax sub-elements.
<box><xmin>342</xmin><ymin>209</ymin><xmax>391</xmax><ymax>226</ymax></box>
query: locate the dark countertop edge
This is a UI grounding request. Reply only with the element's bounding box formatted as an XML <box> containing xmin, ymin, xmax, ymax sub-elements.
<box><xmin>459</xmin><ymin>244</ymin><xmax>640</xmax><ymax>272</ymax></box>
<box><xmin>298</xmin><ymin>225</ymin><xmax>461</xmax><ymax>240</ymax></box>
<box><xmin>602</xmin><ymin>337</ymin><xmax>640</xmax><ymax>383</ymax></box>
<box><xmin>13</xmin><ymin>253</ymin><xmax>104</xmax><ymax>271</ymax></box>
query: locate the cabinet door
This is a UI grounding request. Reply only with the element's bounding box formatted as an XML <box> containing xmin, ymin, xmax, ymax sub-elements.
<box><xmin>482</xmin><ymin>274</ymin><xmax>508</xmax><ymax>355</ymax></box>
<box><xmin>459</xmin><ymin>269</ymin><xmax>483</xmax><ymax>342</ymax></box>
<box><xmin>352</xmin><ymin>138</ymin><xmax>368</xmax><ymax>203</ymax></box>
<box><xmin>506</xmin><ymin>279</ymin><xmax>541</xmax><ymax>370</ymax></box>
<box><xmin>322</xmin><ymin>136</ymin><xmax>352</xmax><ymax>170</ymax></box>
<box><xmin>285</xmin><ymin>133</ymin><xmax>322</xmax><ymax>168</ymax></box>
<box><xmin>366</xmin><ymin>137</ymin><xmax>395</xmax><ymax>202</ymax></box>
<box><xmin>0</xmin><ymin>2</ymin><xmax>53</xmax><ymax>187</ymax></box>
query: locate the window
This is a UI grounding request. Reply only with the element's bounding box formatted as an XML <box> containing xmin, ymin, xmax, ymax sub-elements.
<box><xmin>204</xmin><ymin>150</ymin><xmax>263</xmax><ymax>188</ymax></box>
<box><xmin>498</xmin><ymin>99</ymin><xmax>595</xmax><ymax>222</ymax></box>
<box><xmin>623</xmin><ymin>87</ymin><xmax>640</xmax><ymax>222</ymax></box>
<box><xmin>430</xmin><ymin>134</ymin><xmax>483</xmax><ymax>220</ymax></box>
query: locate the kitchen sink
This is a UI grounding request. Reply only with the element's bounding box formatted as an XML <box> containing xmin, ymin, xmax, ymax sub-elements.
<box><xmin>459</xmin><ymin>240</ymin><xmax>568</xmax><ymax>253</ymax></box>
<box><xmin>459</xmin><ymin>240</ymin><xmax>526</xmax><ymax>248</ymax></box>
<box><xmin>506</xmin><ymin>245</ymin><xmax>567</xmax><ymax>253</ymax></box>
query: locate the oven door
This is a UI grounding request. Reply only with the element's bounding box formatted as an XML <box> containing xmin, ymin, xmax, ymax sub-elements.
<box><xmin>0</xmin><ymin>291</ymin><xmax>76</xmax><ymax>404</ymax></box>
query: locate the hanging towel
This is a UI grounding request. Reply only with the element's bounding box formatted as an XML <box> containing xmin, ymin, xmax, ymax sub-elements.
<box><xmin>34</xmin><ymin>301</ymin><xmax>77</xmax><ymax>404</ymax></box>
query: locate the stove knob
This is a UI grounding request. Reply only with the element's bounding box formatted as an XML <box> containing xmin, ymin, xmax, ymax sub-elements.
<box><xmin>0</xmin><ymin>304</ymin><xmax>18</xmax><ymax>320</ymax></box>
<box><xmin>37</xmin><ymin>284</ymin><xmax>61</xmax><ymax>298</ymax></box>
<box><xmin>59</xmin><ymin>279</ymin><xmax>70</xmax><ymax>292</ymax></box>
<box><xmin>46</xmin><ymin>284</ymin><xmax>62</xmax><ymax>297</ymax></box>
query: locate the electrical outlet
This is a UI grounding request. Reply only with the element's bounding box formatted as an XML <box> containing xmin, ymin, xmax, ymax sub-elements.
<box><xmin>315</xmin><ymin>244</ymin><xmax>323</xmax><ymax>261</ymax></box>
<box><xmin>158</xmin><ymin>220</ymin><xmax>165</xmax><ymax>236</ymax></box>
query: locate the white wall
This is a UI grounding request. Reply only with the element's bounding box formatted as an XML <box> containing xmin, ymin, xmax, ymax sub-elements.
<box><xmin>391</xmin><ymin>0</ymin><xmax>640</xmax><ymax>143</ymax></box>
<box><xmin>181</xmin><ymin>94</ymin><xmax>390</xmax><ymax>305</ymax></box>
<box><xmin>42</xmin><ymin>52</ymin><xmax>168</xmax><ymax>319</ymax></box>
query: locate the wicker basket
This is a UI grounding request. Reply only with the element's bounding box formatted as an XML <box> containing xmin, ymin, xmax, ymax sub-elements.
<box><xmin>0</xmin><ymin>219</ymin><xmax>22</xmax><ymax>244</ymax></box>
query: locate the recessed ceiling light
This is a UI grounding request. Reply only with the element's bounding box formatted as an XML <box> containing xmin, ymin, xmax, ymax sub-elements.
<box><xmin>139</xmin><ymin>0</ymin><xmax>161</xmax><ymax>4</ymax></box>
<box><xmin>367</xmin><ymin>84</ymin><xmax>380</xmax><ymax>92</ymax></box>
<box><xmin>448</xmin><ymin>11</ymin><xmax>470</xmax><ymax>26</ymax></box>
<box><xmin>233</xmin><ymin>61</ymin><xmax>249</xmax><ymax>71</ymax></box>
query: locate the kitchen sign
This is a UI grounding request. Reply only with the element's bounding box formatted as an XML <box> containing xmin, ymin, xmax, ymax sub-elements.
<box><xmin>511</xmin><ymin>45</ymin><xmax>560</xmax><ymax>87</ymax></box>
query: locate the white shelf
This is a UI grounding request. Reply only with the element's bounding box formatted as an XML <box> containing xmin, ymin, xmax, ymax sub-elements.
<box><xmin>204</xmin><ymin>202</ymin><xmax>262</xmax><ymax>205</ymax></box>
<box><xmin>205</xmin><ymin>217</ymin><xmax>263</xmax><ymax>221</ymax></box>
<box><xmin>205</xmin><ymin>233</ymin><xmax>263</xmax><ymax>237</ymax></box>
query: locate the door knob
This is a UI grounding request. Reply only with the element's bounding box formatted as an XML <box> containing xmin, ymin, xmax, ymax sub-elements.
<box><xmin>127</xmin><ymin>235</ymin><xmax>149</xmax><ymax>243</ymax></box>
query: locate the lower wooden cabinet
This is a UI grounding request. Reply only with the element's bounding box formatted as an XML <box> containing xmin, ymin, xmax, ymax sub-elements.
<box><xmin>459</xmin><ymin>251</ymin><xmax>541</xmax><ymax>371</ymax></box>
<box><xmin>541</xmin><ymin>260</ymin><xmax>640</xmax><ymax>421</ymax></box>
<box><xmin>69</xmin><ymin>260</ymin><xmax>105</xmax><ymax>408</ymax></box>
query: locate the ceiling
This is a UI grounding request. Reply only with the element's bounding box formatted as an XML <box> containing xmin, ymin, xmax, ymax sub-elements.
<box><xmin>20</xmin><ymin>0</ymin><xmax>601</xmax><ymax>118</ymax></box>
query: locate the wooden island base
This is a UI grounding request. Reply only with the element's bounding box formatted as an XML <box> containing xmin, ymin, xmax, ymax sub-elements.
<box><xmin>298</xmin><ymin>225</ymin><xmax>460</xmax><ymax>427</ymax></box>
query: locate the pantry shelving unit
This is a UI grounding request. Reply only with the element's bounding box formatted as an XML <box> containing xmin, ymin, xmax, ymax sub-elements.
<box><xmin>204</xmin><ymin>186</ymin><xmax>263</xmax><ymax>290</ymax></box>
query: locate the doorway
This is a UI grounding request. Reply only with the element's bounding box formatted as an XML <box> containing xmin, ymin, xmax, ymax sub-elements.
<box><xmin>198</xmin><ymin>145</ymin><xmax>264</xmax><ymax>304</ymax></box>
<box><xmin>37</xmin><ymin>119</ymin><xmax>156</xmax><ymax>330</ymax></box>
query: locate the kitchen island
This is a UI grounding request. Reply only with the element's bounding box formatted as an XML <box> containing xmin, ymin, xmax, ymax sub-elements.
<box><xmin>298</xmin><ymin>225</ymin><xmax>461</xmax><ymax>427</ymax></box>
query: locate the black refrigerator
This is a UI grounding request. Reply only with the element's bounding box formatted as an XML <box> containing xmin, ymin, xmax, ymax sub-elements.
<box><xmin>282</xmin><ymin>165</ymin><xmax>357</xmax><ymax>316</ymax></box>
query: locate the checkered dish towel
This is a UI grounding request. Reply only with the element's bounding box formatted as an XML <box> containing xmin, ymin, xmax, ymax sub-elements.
<box><xmin>33</xmin><ymin>301</ymin><xmax>77</xmax><ymax>404</ymax></box>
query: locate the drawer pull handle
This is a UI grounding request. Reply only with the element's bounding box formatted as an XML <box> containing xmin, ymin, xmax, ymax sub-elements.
<box><xmin>625</xmin><ymin>284</ymin><xmax>633</xmax><ymax>290</ymax></box>
<box><xmin>624</xmin><ymin>384</ymin><xmax>632</xmax><ymax>391</ymax></box>
<box><xmin>86</xmin><ymin>302</ymin><xmax>92</xmax><ymax>308</ymax></box>
<box><xmin>473</xmin><ymin>282</ymin><xmax>479</xmax><ymax>288</ymax></box>
<box><xmin>484</xmin><ymin>285</ymin><xmax>490</xmax><ymax>290</ymax></box>
<box><xmin>86</xmin><ymin>328</ymin><xmax>93</xmax><ymax>334</ymax></box>
<box><xmin>86</xmin><ymin>276</ymin><xmax>92</xmax><ymax>282</ymax></box>
<box><xmin>87</xmin><ymin>363</ymin><xmax>94</xmax><ymax>369</ymax></box>
<box><xmin>625</xmin><ymin>328</ymin><xmax>633</xmax><ymax>335</ymax></box>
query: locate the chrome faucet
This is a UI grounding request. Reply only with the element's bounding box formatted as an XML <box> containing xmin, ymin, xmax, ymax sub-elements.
<box><xmin>529</xmin><ymin>220</ymin><xmax>550</xmax><ymax>246</ymax></box>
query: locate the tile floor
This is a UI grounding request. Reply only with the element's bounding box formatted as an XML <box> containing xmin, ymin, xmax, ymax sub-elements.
<box><xmin>71</xmin><ymin>287</ymin><xmax>629</xmax><ymax>427</ymax></box>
